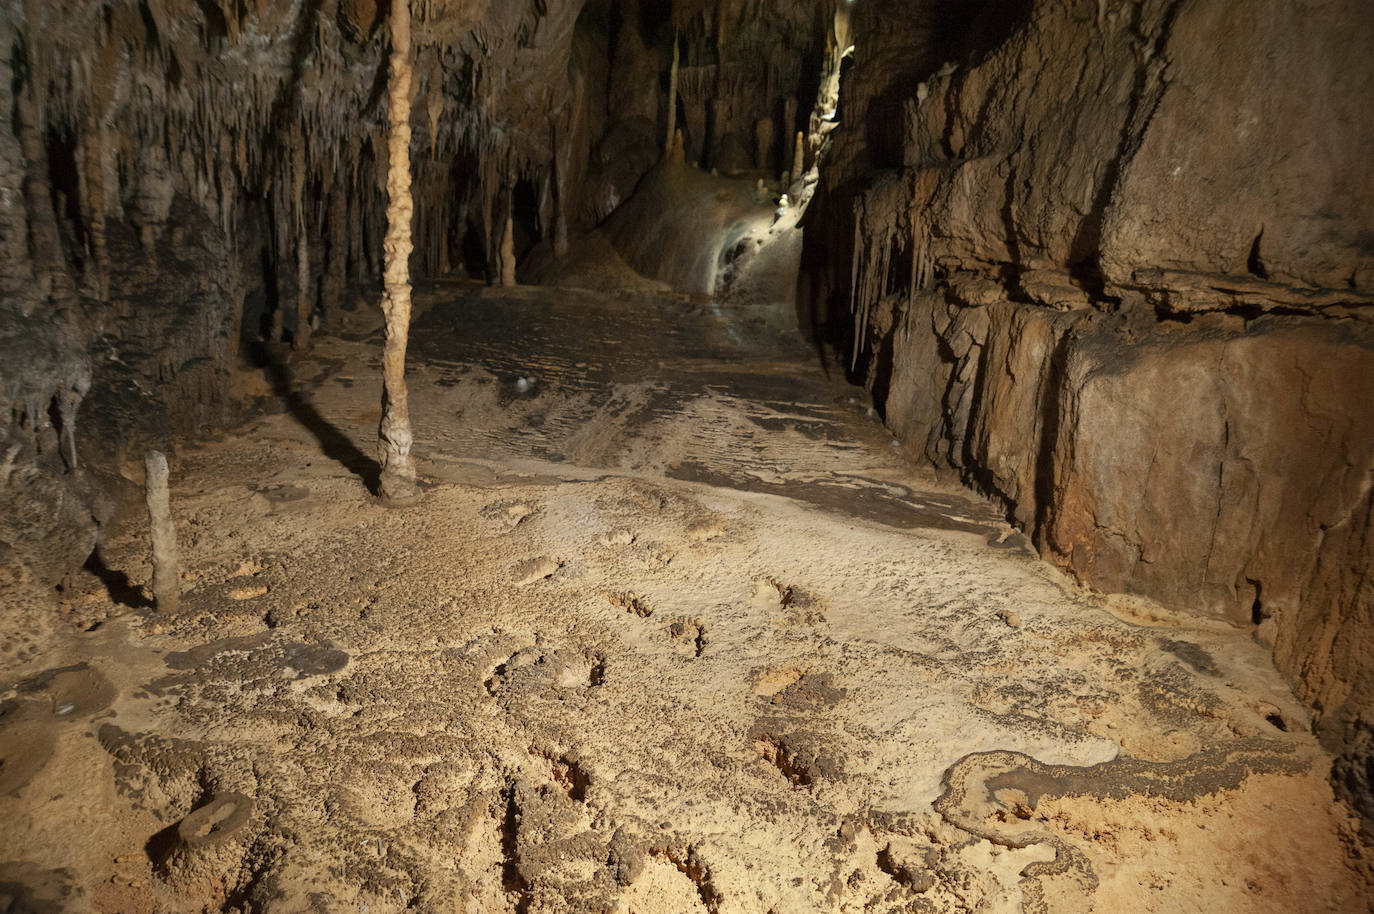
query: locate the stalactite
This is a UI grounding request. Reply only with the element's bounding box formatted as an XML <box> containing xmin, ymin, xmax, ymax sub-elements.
<box><xmin>84</xmin><ymin>107</ymin><xmax>110</xmax><ymax>302</ymax></box>
<box><xmin>269</xmin><ymin>185</ymin><xmax>286</xmax><ymax>343</ymax></box>
<box><xmin>666</xmin><ymin>28</ymin><xmax>680</xmax><ymax>157</ymax></box>
<box><xmin>427</xmin><ymin>55</ymin><xmax>444</xmax><ymax>162</ymax></box>
<box><xmin>227</xmin><ymin>237</ymin><xmax>246</xmax><ymax>365</ymax></box>
<box><xmin>292</xmin><ymin>132</ymin><xmax>311</xmax><ymax>348</ymax></box>
<box><xmin>782</xmin><ymin>95</ymin><xmax>797</xmax><ymax>179</ymax></box>
<box><xmin>347</xmin><ymin>180</ymin><xmax>363</xmax><ymax>287</ymax></box>
<box><xmin>377</xmin><ymin>0</ymin><xmax>418</xmax><ymax>501</ymax></box>
<box><xmin>0</xmin><ymin>15</ymin><xmax>35</xmax><ymax>304</ymax></box>
<box><xmin>17</xmin><ymin>88</ymin><xmax>70</xmax><ymax>313</ymax></box>
<box><xmin>552</xmin><ymin>121</ymin><xmax>570</xmax><ymax>257</ymax></box>
<box><xmin>436</xmin><ymin>200</ymin><xmax>451</xmax><ymax>274</ymax></box>
<box><xmin>707</xmin><ymin>97</ymin><xmax>727</xmax><ymax>168</ymax></box>
<box><xmin>480</xmin><ymin>172</ymin><xmax>494</xmax><ymax>278</ymax></box>
<box><xmin>849</xmin><ymin>214</ymin><xmax>864</xmax><ymax>369</ymax></box>
<box><xmin>538</xmin><ymin>170</ymin><xmax>552</xmax><ymax>245</ymax></box>
<box><xmin>321</xmin><ymin>190</ymin><xmax>345</xmax><ymax>330</ymax></box>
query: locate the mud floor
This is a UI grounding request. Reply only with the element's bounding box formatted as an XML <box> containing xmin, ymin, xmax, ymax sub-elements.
<box><xmin>2</xmin><ymin>284</ymin><xmax>1371</xmax><ymax>913</ymax></box>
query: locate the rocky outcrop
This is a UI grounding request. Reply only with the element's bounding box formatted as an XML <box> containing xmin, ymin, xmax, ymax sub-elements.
<box><xmin>804</xmin><ymin>0</ymin><xmax>1374</xmax><ymax>818</ymax></box>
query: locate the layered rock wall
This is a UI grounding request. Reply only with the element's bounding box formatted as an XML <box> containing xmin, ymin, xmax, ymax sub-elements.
<box><xmin>803</xmin><ymin>0</ymin><xmax>1374</xmax><ymax>811</ymax></box>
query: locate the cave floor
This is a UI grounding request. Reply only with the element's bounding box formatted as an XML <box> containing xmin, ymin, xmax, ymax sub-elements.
<box><xmin>3</xmin><ymin>283</ymin><xmax>1371</xmax><ymax>913</ymax></box>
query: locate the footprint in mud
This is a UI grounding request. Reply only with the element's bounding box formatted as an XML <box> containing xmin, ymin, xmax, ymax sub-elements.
<box><xmin>750</xmin><ymin>724</ymin><xmax>845</xmax><ymax>789</ymax></box>
<box><xmin>530</xmin><ymin>748</ymin><xmax>592</xmax><ymax>802</ymax></box>
<box><xmin>605</xmin><ymin>590</ymin><xmax>653</xmax><ymax>618</ymax></box>
<box><xmin>598</xmin><ymin>528</ymin><xmax>636</xmax><ymax>548</ymax></box>
<box><xmin>644</xmin><ymin>544</ymin><xmax>676</xmax><ymax>571</ymax></box>
<box><xmin>511</xmin><ymin>556</ymin><xmax>561</xmax><ymax>586</ymax></box>
<box><xmin>0</xmin><ymin>665</ymin><xmax>117</xmax><ymax>795</ymax></box>
<box><xmin>0</xmin><ymin>710</ymin><xmax>57</xmax><ymax>795</ymax></box>
<box><xmin>667</xmin><ymin>618</ymin><xmax>707</xmax><ymax>658</ymax></box>
<box><xmin>750</xmin><ymin>577</ymin><xmax>825</xmax><ymax>624</ymax></box>
<box><xmin>875</xmin><ymin>839</ymin><xmax>939</xmax><ymax>894</ymax></box>
<box><xmin>255</xmin><ymin>484</ymin><xmax>311</xmax><ymax>505</ymax></box>
<box><xmin>485</xmin><ymin>646</ymin><xmax>605</xmax><ymax>697</ymax></box>
<box><xmin>751</xmin><ymin>576</ymin><xmax>792</xmax><ymax>607</ymax></box>
<box><xmin>482</xmin><ymin>500</ymin><xmax>541</xmax><ymax>532</ymax></box>
<box><xmin>766</xmin><ymin>672</ymin><xmax>846</xmax><ymax>711</ymax></box>
<box><xmin>684</xmin><ymin>518</ymin><xmax>726</xmax><ymax>543</ymax></box>
<box><xmin>228</xmin><ymin>580</ymin><xmax>269</xmax><ymax>600</ymax></box>
<box><xmin>625</xmin><ymin>484</ymin><xmax>668</xmax><ymax>513</ymax></box>
<box><xmin>751</xmin><ymin>667</ymin><xmax>804</xmax><ymax>697</ymax></box>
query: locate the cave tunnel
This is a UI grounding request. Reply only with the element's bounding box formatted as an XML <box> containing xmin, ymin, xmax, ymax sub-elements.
<box><xmin>1</xmin><ymin>0</ymin><xmax>1373</xmax><ymax>910</ymax></box>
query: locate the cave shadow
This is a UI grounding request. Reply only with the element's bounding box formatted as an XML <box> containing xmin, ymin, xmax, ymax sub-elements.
<box><xmin>144</xmin><ymin>821</ymin><xmax>180</xmax><ymax>872</ymax></box>
<box><xmin>83</xmin><ymin>549</ymin><xmax>153</xmax><ymax>610</ymax></box>
<box><xmin>249</xmin><ymin>342</ymin><xmax>381</xmax><ymax>494</ymax></box>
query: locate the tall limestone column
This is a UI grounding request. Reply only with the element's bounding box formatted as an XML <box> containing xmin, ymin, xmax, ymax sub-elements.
<box><xmin>377</xmin><ymin>0</ymin><xmax>418</xmax><ymax>500</ymax></box>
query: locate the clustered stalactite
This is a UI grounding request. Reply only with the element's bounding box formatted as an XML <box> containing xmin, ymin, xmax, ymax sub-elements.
<box><xmin>661</xmin><ymin>1</ymin><xmax>826</xmax><ymax>177</ymax></box>
<box><xmin>3</xmin><ymin>0</ymin><xmax>614</xmax><ymax>374</ymax></box>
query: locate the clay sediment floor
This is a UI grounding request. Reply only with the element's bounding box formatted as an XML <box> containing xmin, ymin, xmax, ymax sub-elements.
<box><xmin>2</xmin><ymin>285</ymin><xmax>1370</xmax><ymax>913</ymax></box>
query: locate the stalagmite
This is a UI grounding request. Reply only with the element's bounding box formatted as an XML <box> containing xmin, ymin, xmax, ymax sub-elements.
<box><xmin>790</xmin><ymin>131</ymin><xmax>805</xmax><ymax>185</ymax></box>
<box><xmin>144</xmin><ymin>451</ymin><xmax>179</xmax><ymax>613</ymax></box>
<box><xmin>755</xmin><ymin>118</ymin><xmax>774</xmax><ymax>171</ymax></box>
<box><xmin>665</xmin><ymin>29</ymin><xmax>680</xmax><ymax>158</ymax></box>
<box><xmin>782</xmin><ymin>95</ymin><xmax>797</xmax><ymax>178</ymax></box>
<box><xmin>500</xmin><ymin>201</ymin><xmax>517</xmax><ymax>286</ymax></box>
<box><xmin>707</xmin><ymin>98</ymin><xmax>727</xmax><ymax>169</ymax></box>
<box><xmin>377</xmin><ymin>0</ymin><xmax>419</xmax><ymax>501</ymax></box>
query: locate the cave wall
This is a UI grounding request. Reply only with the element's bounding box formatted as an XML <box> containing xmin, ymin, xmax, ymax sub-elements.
<box><xmin>1</xmin><ymin>0</ymin><xmax>597</xmax><ymax>588</ymax></box>
<box><xmin>0</xmin><ymin>0</ymin><xmax>836</xmax><ymax>593</ymax></box>
<box><xmin>802</xmin><ymin>0</ymin><xmax>1373</xmax><ymax>807</ymax></box>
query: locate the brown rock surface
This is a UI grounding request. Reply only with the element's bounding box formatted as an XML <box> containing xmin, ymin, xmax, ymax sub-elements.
<box><xmin>804</xmin><ymin>0</ymin><xmax>1374</xmax><ymax>812</ymax></box>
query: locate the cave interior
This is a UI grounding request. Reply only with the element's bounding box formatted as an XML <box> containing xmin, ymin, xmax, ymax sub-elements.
<box><xmin>1</xmin><ymin>0</ymin><xmax>1372</xmax><ymax>911</ymax></box>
